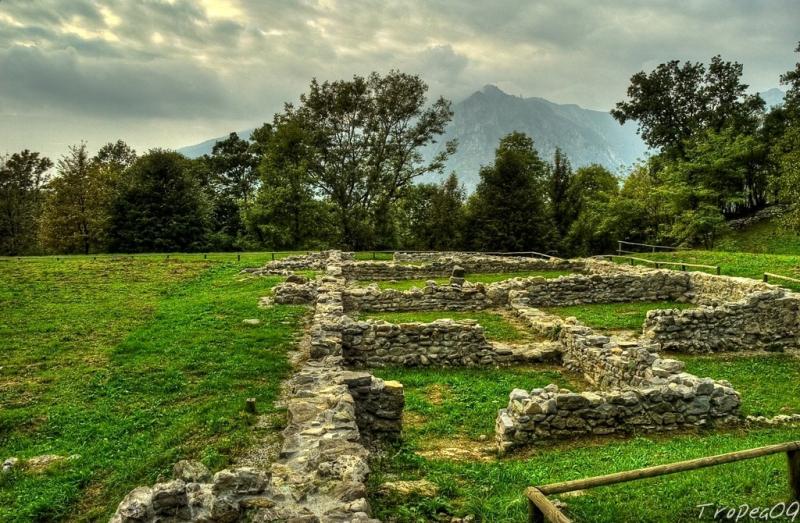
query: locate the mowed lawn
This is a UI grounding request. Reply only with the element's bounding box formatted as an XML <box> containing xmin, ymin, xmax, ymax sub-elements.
<box><xmin>0</xmin><ymin>256</ymin><xmax>305</xmax><ymax>521</ymax></box>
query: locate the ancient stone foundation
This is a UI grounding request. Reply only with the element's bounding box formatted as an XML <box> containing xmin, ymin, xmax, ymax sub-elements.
<box><xmin>112</xmin><ymin>250</ymin><xmax>800</xmax><ymax>520</ymax></box>
<box><xmin>112</xmin><ymin>251</ymin><xmax>403</xmax><ymax>522</ymax></box>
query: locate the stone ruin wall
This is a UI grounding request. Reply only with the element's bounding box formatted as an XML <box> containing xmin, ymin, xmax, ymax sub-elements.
<box><xmin>497</xmin><ymin>299</ymin><xmax>741</xmax><ymax>452</ymax></box>
<box><xmin>111</xmin><ymin>251</ymin><xmax>403</xmax><ymax>523</ymax></box>
<box><xmin>341</xmin><ymin>255</ymin><xmax>585</xmax><ymax>281</ymax></box>
<box><xmin>496</xmin><ymin>374</ymin><xmax>740</xmax><ymax>453</ymax></box>
<box><xmin>342</xmin><ymin>282</ymin><xmax>494</xmax><ymax>312</ymax></box>
<box><xmin>644</xmin><ymin>288</ymin><xmax>800</xmax><ymax>353</ymax></box>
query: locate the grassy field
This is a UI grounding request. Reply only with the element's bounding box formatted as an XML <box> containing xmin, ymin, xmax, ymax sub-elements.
<box><xmin>679</xmin><ymin>354</ymin><xmax>800</xmax><ymax>417</ymax></box>
<box><xmin>362</xmin><ymin>270</ymin><xmax>573</xmax><ymax>291</ymax></box>
<box><xmin>368</xmin><ymin>364</ymin><xmax>800</xmax><ymax>522</ymax></box>
<box><xmin>542</xmin><ymin>301</ymin><xmax>694</xmax><ymax>331</ymax></box>
<box><xmin>373</xmin><ymin>366</ymin><xmax>583</xmax><ymax>441</ymax></box>
<box><xmin>359</xmin><ymin>310</ymin><xmax>528</xmax><ymax>342</ymax></box>
<box><xmin>0</xmin><ymin>256</ymin><xmax>306</xmax><ymax>521</ymax></box>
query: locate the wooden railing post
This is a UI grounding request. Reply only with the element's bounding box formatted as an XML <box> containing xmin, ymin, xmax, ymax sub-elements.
<box><xmin>764</xmin><ymin>273</ymin><xmax>769</xmax><ymax>283</ymax></box>
<box><xmin>789</xmin><ymin>450</ymin><xmax>800</xmax><ymax>500</ymax></box>
<box><xmin>528</xmin><ymin>497</ymin><xmax>544</xmax><ymax>523</ymax></box>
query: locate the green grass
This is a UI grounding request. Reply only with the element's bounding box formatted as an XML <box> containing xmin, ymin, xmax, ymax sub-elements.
<box><xmin>542</xmin><ymin>301</ymin><xmax>694</xmax><ymax>331</ymax></box>
<box><xmin>354</xmin><ymin>251</ymin><xmax>395</xmax><ymax>261</ymax></box>
<box><xmin>717</xmin><ymin>218</ymin><xmax>800</xmax><ymax>255</ymax></box>
<box><xmin>369</xmin><ymin>427</ymin><xmax>800</xmax><ymax>522</ymax></box>
<box><xmin>0</xmin><ymin>257</ymin><xmax>305</xmax><ymax>521</ymax></box>
<box><xmin>367</xmin><ymin>270</ymin><xmax>573</xmax><ymax>290</ymax></box>
<box><xmin>636</xmin><ymin>250</ymin><xmax>800</xmax><ymax>285</ymax></box>
<box><xmin>358</xmin><ymin>311</ymin><xmax>527</xmax><ymax>342</ymax></box>
<box><xmin>372</xmin><ymin>366</ymin><xmax>581</xmax><ymax>440</ymax></box>
<box><xmin>679</xmin><ymin>354</ymin><xmax>800</xmax><ymax>417</ymax></box>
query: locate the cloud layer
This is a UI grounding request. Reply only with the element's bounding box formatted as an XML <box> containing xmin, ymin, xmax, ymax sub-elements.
<box><xmin>0</xmin><ymin>0</ymin><xmax>797</xmax><ymax>159</ymax></box>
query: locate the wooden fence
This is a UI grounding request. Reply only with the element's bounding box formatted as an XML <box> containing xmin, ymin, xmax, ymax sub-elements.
<box><xmin>617</xmin><ymin>240</ymin><xmax>681</xmax><ymax>255</ymax></box>
<box><xmin>595</xmin><ymin>254</ymin><xmax>720</xmax><ymax>275</ymax></box>
<box><xmin>526</xmin><ymin>441</ymin><xmax>800</xmax><ymax>523</ymax></box>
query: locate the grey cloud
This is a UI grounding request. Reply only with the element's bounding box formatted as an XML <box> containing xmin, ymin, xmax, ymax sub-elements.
<box><xmin>0</xmin><ymin>45</ymin><xmax>242</xmax><ymax>118</ymax></box>
<box><xmin>0</xmin><ymin>0</ymin><xmax>797</xmax><ymax>159</ymax></box>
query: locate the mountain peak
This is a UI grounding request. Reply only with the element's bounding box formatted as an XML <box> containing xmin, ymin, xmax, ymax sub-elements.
<box><xmin>479</xmin><ymin>84</ymin><xmax>506</xmax><ymax>96</ymax></box>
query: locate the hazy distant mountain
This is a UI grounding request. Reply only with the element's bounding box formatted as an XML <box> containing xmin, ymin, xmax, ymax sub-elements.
<box><xmin>759</xmin><ymin>88</ymin><xmax>785</xmax><ymax>108</ymax></box>
<box><xmin>418</xmin><ymin>85</ymin><xmax>647</xmax><ymax>189</ymax></box>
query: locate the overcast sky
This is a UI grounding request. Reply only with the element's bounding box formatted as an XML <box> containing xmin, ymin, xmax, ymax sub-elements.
<box><xmin>0</xmin><ymin>0</ymin><xmax>797</xmax><ymax>161</ymax></box>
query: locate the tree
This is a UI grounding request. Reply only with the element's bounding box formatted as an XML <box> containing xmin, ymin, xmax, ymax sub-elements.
<box><xmin>465</xmin><ymin>132</ymin><xmax>554</xmax><ymax>252</ymax></box>
<box><xmin>562</xmin><ymin>164</ymin><xmax>619</xmax><ymax>255</ymax></box>
<box><xmin>395</xmin><ymin>173</ymin><xmax>465</xmax><ymax>250</ymax></box>
<box><xmin>0</xmin><ymin>150</ymin><xmax>52</xmax><ymax>255</ymax></box>
<box><xmin>612</xmin><ymin>56</ymin><xmax>764</xmax><ymax>158</ymax></box>
<box><xmin>40</xmin><ymin>144</ymin><xmax>109</xmax><ymax>254</ymax></box>
<box><xmin>548</xmin><ymin>147</ymin><xmax>574</xmax><ymax>239</ymax></box>
<box><xmin>205</xmin><ymin>132</ymin><xmax>261</xmax><ymax>206</ymax></box>
<box><xmin>285</xmin><ymin>71</ymin><xmax>455</xmax><ymax>249</ymax></box>
<box><xmin>109</xmin><ymin>150</ymin><xmax>209</xmax><ymax>252</ymax></box>
<box><xmin>246</xmin><ymin>116</ymin><xmax>334</xmax><ymax>249</ymax></box>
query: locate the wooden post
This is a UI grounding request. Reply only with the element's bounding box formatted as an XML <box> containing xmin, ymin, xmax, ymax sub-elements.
<box><xmin>681</xmin><ymin>264</ymin><xmax>686</xmax><ymax>271</ymax></box>
<box><xmin>655</xmin><ymin>263</ymin><xmax>660</xmax><ymax>270</ymax></box>
<box><xmin>716</xmin><ymin>266</ymin><xmax>721</xmax><ymax>275</ymax></box>
<box><xmin>373</xmin><ymin>251</ymin><xmax>376</xmax><ymax>260</ymax></box>
<box><xmin>203</xmin><ymin>253</ymin><xmax>207</xmax><ymax>259</ymax></box>
<box><xmin>525</xmin><ymin>488</ymin><xmax>571</xmax><ymax>523</ymax></box>
<box><xmin>618</xmin><ymin>241</ymin><xmax>622</xmax><ymax>256</ymax></box>
<box><xmin>764</xmin><ymin>273</ymin><xmax>769</xmax><ymax>283</ymax></box>
<box><xmin>528</xmin><ymin>498</ymin><xmax>544</xmax><ymax>523</ymax></box>
<box><xmin>271</xmin><ymin>252</ymin><xmax>275</xmax><ymax>261</ymax></box>
<box><xmin>237</xmin><ymin>253</ymin><xmax>241</xmax><ymax>262</ymax></box>
<box><xmin>789</xmin><ymin>450</ymin><xmax>800</xmax><ymax>500</ymax></box>
<box><xmin>245</xmin><ymin>397</ymin><xmax>257</xmax><ymax>414</ymax></box>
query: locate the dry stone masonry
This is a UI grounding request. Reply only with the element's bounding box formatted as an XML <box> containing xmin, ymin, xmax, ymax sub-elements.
<box><xmin>112</xmin><ymin>250</ymin><xmax>800</xmax><ymax>521</ymax></box>
<box><xmin>111</xmin><ymin>251</ymin><xmax>403</xmax><ymax>523</ymax></box>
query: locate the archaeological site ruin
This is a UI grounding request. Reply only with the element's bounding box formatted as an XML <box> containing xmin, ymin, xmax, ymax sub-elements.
<box><xmin>110</xmin><ymin>250</ymin><xmax>800</xmax><ymax>522</ymax></box>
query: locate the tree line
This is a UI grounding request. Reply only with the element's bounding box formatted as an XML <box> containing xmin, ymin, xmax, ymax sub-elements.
<box><xmin>2</xmin><ymin>44</ymin><xmax>799</xmax><ymax>257</ymax></box>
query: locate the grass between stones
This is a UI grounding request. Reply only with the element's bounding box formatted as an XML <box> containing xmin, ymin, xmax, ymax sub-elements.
<box><xmin>0</xmin><ymin>257</ymin><xmax>306</xmax><ymax>521</ymax></box>
<box><xmin>363</xmin><ymin>270</ymin><xmax>574</xmax><ymax>291</ymax></box>
<box><xmin>542</xmin><ymin>301</ymin><xmax>695</xmax><ymax>331</ymax></box>
<box><xmin>678</xmin><ymin>353</ymin><xmax>800</xmax><ymax>417</ymax></box>
<box><xmin>358</xmin><ymin>310</ymin><xmax>529</xmax><ymax>342</ymax></box>
<box><xmin>372</xmin><ymin>365</ymin><xmax>584</xmax><ymax>442</ymax></box>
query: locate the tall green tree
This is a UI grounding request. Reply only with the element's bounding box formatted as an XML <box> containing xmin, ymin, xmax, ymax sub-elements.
<box><xmin>562</xmin><ymin>164</ymin><xmax>620</xmax><ymax>255</ymax></box>
<box><xmin>246</xmin><ymin>116</ymin><xmax>333</xmax><ymax>249</ymax></box>
<box><xmin>40</xmin><ymin>144</ymin><xmax>108</xmax><ymax>254</ymax></box>
<box><xmin>0</xmin><ymin>150</ymin><xmax>52</xmax><ymax>255</ymax></box>
<box><xmin>465</xmin><ymin>132</ymin><xmax>554</xmax><ymax>252</ymax></box>
<box><xmin>548</xmin><ymin>147</ymin><xmax>574</xmax><ymax>239</ymax></box>
<box><xmin>109</xmin><ymin>150</ymin><xmax>209</xmax><ymax>252</ymax></box>
<box><xmin>395</xmin><ymin>173</ymin><xmax>465</xmax><ymax>250</ymax></box>
<box><xmin>612</xmin><ymin>56</ymin><xmax>764</xmax><ymax>159</ymax></box>
<box><xmin>775</xmin><ymin>43</ymin><xmax>800</xmax><ymax>229</ymax></box>
<box><xmin>284</xmin><ymin>71</ymin><xmax>455</xmax><ymax>249</ymax></box>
